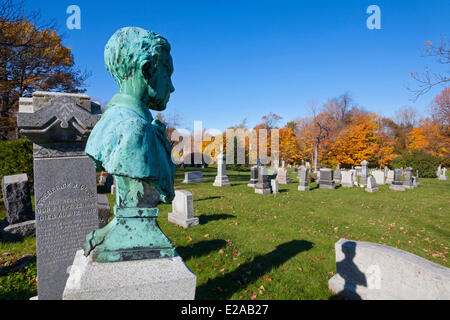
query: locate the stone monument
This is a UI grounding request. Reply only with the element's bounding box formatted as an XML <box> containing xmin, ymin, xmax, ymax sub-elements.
<box><xmin>255</xmin><ymin>167</ymin><xmax>271</xmax><ymax>194</ymax></box>
<box><xmin>168</xmin><ymin>190</ymin><xmax>199</xmax><ymax>228</ymax></box>
<box><xmin>386</xmin><ymin>170</ymin><xmax>394</xmax><ymax>184</ymax></box>
<box><xmin>276</xmin><ymin>167</ymin><xmax>291</xmax><ymax>184</ymax></box>
<box><xmin>1</xmin><ymin>174</ymin><xmax>35</xmax><ymax>241</ymax></box>
<box><xmin>297</xmin><ymin>166</ymin><xmax>310</xmax><ymax>191</ymax></box>
<box><xmin>213</xmin><ymin>149</ymin><xmax>230</xmax><ymax>187</ymax></box>
<box><xmin>365</xmin><ymin>176</ymin><xmax>378</xmax><ymax>193</ymax></box>
<box><xmin>17</xmin><ymin>91</ymin><xmax>101</xmax><ymax>300</ymax></box>
<box><xmin>359</xmin><ymin>160</ymin><xmax>368</xmax><ymax>187</ymax></box>
<box><xmin>389</xmin><ymin>168</ymin><xmax>405</xmax><ymax>191</ymax></box>
<box><xmin>403</xmin><ymin>167</ymin><xmax>414</xmax><ymax>189</ymax></box>
<box><xmin>372</xmin><ymin>170</ymin><xmax>385</xmax><ymax>185</ymax></box>
<box><xmin>334</xmin><ymin>164</ymin><xmax>342</xmax><ymax>183</ymax></box>
<box><xmin>270</xmin><ymin>179</ymin><xmax>279</xmax><ymax>194</ymax></box>
<box><xmin>63</xmin><ymin>27</ymin><xmax>196</xmax><ymax>300</ymax></box>
<box><xmin>340</xmin><ymin>171</ymin><xmax>354</xmax><ymax>188</ymax></box>
<box><xmin>247</xmin><ymin>166</ymin><xmax>259</xmax><ymax>187</ymax></box>
<box><xmin>319</xmin><ymin>168</ymin><xmax>336</xmax><ymax>189</ymax></box>
<box><xmin>439</xmin><ymin>167</ymin><xmax>448</xmax><ymax>181</ymax></box>
<box><xmin>182</xmin><ymin>171</ymin><xmax>205</xmax><ymax>183</ymax></box>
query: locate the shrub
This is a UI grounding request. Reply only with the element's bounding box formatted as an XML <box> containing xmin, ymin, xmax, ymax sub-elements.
<box><xmin>392</xmin><ymin>151</ymin><xmax>441</xmax><ymax>178</ymax></box>
<box><xmin>0</xmin><ymin>139</ymin><xmax>34</xmax><ymax>198</ymax></box>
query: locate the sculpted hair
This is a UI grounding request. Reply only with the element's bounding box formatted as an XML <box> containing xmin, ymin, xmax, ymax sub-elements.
<box><xmin>104</xmin><ymin>27</ymin><xmax>170</xmax><ymax>86</ymax></box>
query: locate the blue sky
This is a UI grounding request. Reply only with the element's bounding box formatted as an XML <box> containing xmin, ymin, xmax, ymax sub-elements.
<box><xmin>27</xmin><ymin>0</ymin><xmax>449</xmax><ymax>131</ymax></box>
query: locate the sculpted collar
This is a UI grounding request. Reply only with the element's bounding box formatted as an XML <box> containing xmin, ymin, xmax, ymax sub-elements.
<box><xmin>106</xmin><ymin>93</ymin><xmax>153</xmax><ymax>121</ymax></box>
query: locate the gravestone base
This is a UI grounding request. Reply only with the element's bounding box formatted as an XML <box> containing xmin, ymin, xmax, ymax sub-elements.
<box><xmin>438</xmin><ymin>175</ymin><xmax>448</xmax><ymax>181</ymax></box>
<box><xmin>298</xmin><ymin>185</ymin><xmax>310</xmax><ymax>191</ymax></box>
<box><xmin>63</xmin><ymin>250</ymin><xmax>196</xmax><ymax>300</ymax></box>
<box><xmin>319</xmin><ymin>182</ymin><xmax>336</xmax><ymax>189</ymax></box>
<box><xmin>341</xmin><ymin>183</ymin><xmax>353</xmax><ymax>188</ymax></box>
<box><xmin>213</xmin><ymin>176</ymin><xmax>230</xmax><ymax>187</ymax></box>
<box><xmin>168</xmin><ymin>213</ymin><xmax>199</xmax><ymax>228</ymax></box>
<box><xmin>403</xmin><ymin>185</ymin><xmax>414</xmax><ymax>190</ymax></box>
<box><xmin>389</xmin><ymin>184</ymin><xmax>405</xmax><ymax>191</ymax></box>
<box><xmin>1</xmin><ymin>219</ymin><xmax>36</xmax><ymax>241</ymax></box>
<box><xmin>365</xmin><ymin>187</ymin><xmax>378</xmax><ymax>193</ymax></box>
<box><xmin>255</xmin><ymin>187</ymin><xmax>271</xmax><ymax>194</ymax></box>
<box><xmin>247</xmin><ymin>183</ymin><xmax>256</xmax><ymax>188</ymax></box>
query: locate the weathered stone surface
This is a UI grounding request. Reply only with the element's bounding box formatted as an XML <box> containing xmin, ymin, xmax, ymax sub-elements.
<box><xmin>255</xmin><ymin>167</ymin><xmax>271</xmax><ymax>194</ymax></box>
<box><xmin>365</xmin><ymin>176</ymin><xmax>378</xmax><ymax>193</ymax></box>
<box><xmin>319</xmin><ymin>168</ymin><xmax>335</xmax><ymax>189</ymax></box>
<box><xmin>2</xmin><ymin>174</ymin><xmax>34</xmax><ymax>224</ymax></box>
<box><xmin>297</xmin><ymin>166</ymin><xmax>309</xmax><ymax>191</ymax></box>
<box><xmin>359</xmin><ymin>160</ymin><xmax>368</xmax><ymax>186</ymax></box>
<box><xmin>389</xmin><ymin>168</ymin><xmax>405</xmax><ymax>191</ymax></box>
<box><xmin>341</xmin><ymin>171</ymin><xmax>354</xmax><ymax>188</ymax></box>
<box><xmin>438</xmin><ymin>167</ymin><xmax>448</xmax><ymax>180</ymax></box>
<box><xmin>372</xmin><ymin>170</ymin><xmax>385</xmax><ymax>185</ymax></box>
<box><xmin>97</xmin><ymin>194</ymin><xmax>111</xmax><ymax>228</ymax></box>
<box><xmin>334</xmin><ymin>165</ymin><xmax>342</xmax><ymax>182</ymax></box>
<box><xmin>1</xmin><ymin>219</ymin><xmax>36</xmax><ymax>241</ymax></box>
<box><xmin>168</xmin><ymin>190</ymin><xmax>199</xmax><ymax>228</ymax></box>
<box><xmin>17</xmin><ymin>91</ymin><xmax>100</xmax><ymax>300</ymax></box>
<box><xmin>386</xmin><ymin>170</ymin><xmax>394</xmax><ymax>184</ymax></box>
<box><xmin>270</xmin><ymin>179</ymin><xmax>279</xmax><ymax>194</ymax></box>
<box><xmin>276</xmin><ymin>168</ymin><xmax>291</xmax><ymax>184</ymax></box>
<box><xmin>329</xmin><ymin>238</ymin><xmax>450</xmax><ymax>300</ymax></box>
<box><xmin>247</xmin><ymin>166</ymin><xmax>258</xmax><ymax>187</ymax></box>
<box><xmin>213</xmin><ymin>153</ymin><xmax>230</xmax><ymax>187</ymax></box>
<box><xmin>63</xmin><ymin>250</ymin><xmax>196</xmax><ymax>300</ymax></box>
<box><xmin>403</xmin><ymin>167</ymin><xmax>414</xmax><ymax>189</ymax></box>
<box><xmin>182</xmin><ymin>171</ymin><xmax>205</xmax><ymax>183</ymax></box>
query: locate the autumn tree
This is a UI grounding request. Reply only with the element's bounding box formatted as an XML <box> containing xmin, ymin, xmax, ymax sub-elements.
<box><xmin>0</xmin><ymin>0</ymin><xmax>89</xmax><ymax>139</ymax></box>
<box><xmin>430</xmin><ymin>86</ymin><xmax>450</xmax><ymax>131</ymax></box>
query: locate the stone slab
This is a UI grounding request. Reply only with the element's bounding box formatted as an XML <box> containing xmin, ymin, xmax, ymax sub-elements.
<box><xmin>1</xmin><ymin>174</ymin><xmax>34</xmax><ymax>224</ymax></box>
<box><xmin>168</xmin><ymin>214</ymin><xmax>199</xmax><ymax>228</ymax></box>
<box><xmin>329</xmin><ymin>238</ymin><xmax>450</xmax><ymax>300</ymax></box>
<box><xmin>389</xmin><ymin>184</ymin><xmax>405</xmax><ymax>191</ymax></box>
<box><xmin>182</xmin><ymin>171</ymin><xmax>205</xmax><ymax>183</ymax></box>
<box><xmin>1</xmin><ymin>219</ymin><xmax>36</xmax><ymax>241</ymax></box>
<box><xmin>34</xmin><ymin>156</ymin><xmax>99</xmax><ymax>300</ymax></box>
<box><xmin>63</xmin><ymin>250</ymin><xmax>197</xmax><ymax>300</ymax></box>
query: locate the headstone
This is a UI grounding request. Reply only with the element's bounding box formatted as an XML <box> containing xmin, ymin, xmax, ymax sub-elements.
<box><xmin>17</xmin><ymin>91</ymin><xmax>101</xmax><ymax>300</ymax></box>
<box><xmin>98</xmin><ymin>171</ymin><xmax>108</xmax><ymax>185</ymax></box>
<box><xmin>439</xmin><ymin>167</ymin><xmax>448</xmax><ymax>181</ymax></box>
<box><xmin>386</xmin><ymin>170</ymin><xmax>394</xmax><ymax>184</ymax></box>
<box><xmin>372</xmin><ymin>170</ymin><xmax>385</xmax><ymax>185</ymax></box>
<box><xmin>99</xmin><ymin>172</ymin><xmax>114</xmax><ymax>193</ymax></box>
<box><xmin>1</xmin><ymin>174</ymin><xmax>34</xmax><ymax>224</ymax></box>
<box><xmin>403</xmin><ymin>167</ymin><xmax>414</xmax><ymax>189</ymax></box>
<box><xmin>276</xmin><ymin>168</ymin><xmax>291</xmax><ymax>184</ymax></box>
<box><xmin>359</xmin><ymin>160</ymin><xmax>368</xmax><ymax>187</ymax></box>
<box><xmin>281</xmin><ymin>160</ymin><xmax>285</xmax><ymax>168</ymax></box>
<box><xmin>298</xmin><ymin>166</ymin><xmax>310</xmax><ymax>191</ymax></box>
<box><xmin>270</xmin><ymin>179</ymin><xmax>279</xmax><ymax>194</ymax></box>
<box><xmin>328</xmin><ymin>239</ymin><xmax>450</xmax><ymax>300</ymax></box>
<box><xmin>365</xmin><ymin>176</ymin><xmax>378</xmax><ymax>193</ymax></box>
<box><xmin>247</xmin><ymin>166</ymin><xmax>259</xmax><ymax>187</ymax></box>
<box><xmin>97</xmin><ymin>194</ymin><xmax>111</xmax><ymax>228</ymax></box>
<box><xmin>319</xmin><ymin>168</ymin><xmax>336</xmax><ymax>189</ymax></box>
<box><xmin>255</xmin><ymin>167</ymin><xmax>271</xmax><ymax>194</ymax></box>
<box><xmin>182</xmin><ymin>171</ymin><xmax>205</xmax><ymax>183</ymax></box>
<box><xmin>341</xmin><ymin>171</ymin><xmax>354</xmax><ymax>188</ymax></box>
<box><xmin>110</xmin><ymin>181</ymin><xmax>116</xmax><ymax>195</ymax></box>
<box><xmin>350</xmin><ymin>169</ymin><xmax>358</xmax><ymax>186</ymax></box>
<box><xmin>389</xmin><ymin>168</ymin><xmax>405</xmax><ymax>191</ymax></box>
<box><xmin>168</xmin><ymin>190</ymin><xmax>199</xmax><ymax>228</ymax></box>
<box><xmin>334</xmin><ymin>164</ymin><xmax>342</xmax><ymax>183</ymax></box>
<box><xmin>436</xmin><ymin>164</ymin><xmax>442</xmax><ymax>178</ymax></box>
<box><xmin>413</xmin><ymin>170</ymin><xmax>420</xmax><ymax>187</ymax></box>
<box><xmin>355</xmin><ymin>166</ymin><xmax>362</xmax><ymax>176</ymax></box>
<box><xmin>213</xmin><ymin>152</ymin><xmax>230</xmax><ymax>187</ymax></box>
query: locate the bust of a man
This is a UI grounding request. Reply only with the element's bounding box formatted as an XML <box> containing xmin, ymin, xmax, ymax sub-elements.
<box><xmin>83</xmin><ymin>27</ymin><xmax>177</xmax><ymax>262</ymax></box>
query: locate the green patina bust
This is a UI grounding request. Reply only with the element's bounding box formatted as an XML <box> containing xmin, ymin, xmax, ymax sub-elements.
<box><xmin>83</xmin><ymin>27</ymin><xmax>176</xmax><ymax>262</ymax></box>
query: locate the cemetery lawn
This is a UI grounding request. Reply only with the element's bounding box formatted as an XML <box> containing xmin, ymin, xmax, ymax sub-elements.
<box><xmin>1</xmin><ymin>168</ymin><xmax>449</xmax><ymax>300</ymax></box>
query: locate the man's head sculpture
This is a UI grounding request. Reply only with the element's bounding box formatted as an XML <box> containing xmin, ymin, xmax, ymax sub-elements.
<box><xmin>104</xmin><ymin>27</ymin><xmax>175</xmax><ymax>111</ymax></box>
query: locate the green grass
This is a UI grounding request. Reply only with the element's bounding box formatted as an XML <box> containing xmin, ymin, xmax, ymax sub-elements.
<box><xmin>1</xmin><ymin>168</ymin><xmax>449</xmax><ymax>300</ymax></box>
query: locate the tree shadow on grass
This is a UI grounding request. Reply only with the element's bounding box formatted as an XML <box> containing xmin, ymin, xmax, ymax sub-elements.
<box><xmin>199</xmin><ymin>214</ymin><xmax>235</xmax><ymax>225</ymax></box>
<box><xmin>176</xmin><ymin>239</ymin><xmax>227</xmax><ymax>261</ymax></box>
<box><xmin>195</xmin><ymin>239</ymin><xmax>314</xmax><ymax>300</ymax></box>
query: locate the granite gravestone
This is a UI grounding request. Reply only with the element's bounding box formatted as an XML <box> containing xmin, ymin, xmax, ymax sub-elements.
<box><xmin>298</xmin><ymin>166</ymin><xmax>310</xmax><ymax>191</ymax></box>
<box><xmin>359</xmin><ymin>160</ymin><xmax>368</xmax><ymax>187</ymax></box>
<box><xmin>168</xmin><ymin>190</ymin><xmax>199</xmax><ymax>228</ymax></box>
<box><xmin>365</xmin><ymin>176</ymin><xmax>378</xmax><ymax>193</ymax></box>
<box><xmin>389</xmin><ymin>168</ymin><xmax>405</xmax><ymax>191</ymax></box>
<box><xmin>182</xmin><ymin>171</ymin><xmax>205</xmax><ymax>183</ymax></box>
<box><xmin>1</xmin><ymin>174</ymin><xmax>36</xmax><ymax>240</ymax></box>
<box><xmin>276</xmin><ymin>168</ymin><xmax>291</xmax><ymax>184</ymax></box>
<box><xmin>255</xmin><ymin>167</ymin><xmax>271</xmax><ymax>194</ymax></box>
<box><xmin>403</xmin><ymin>167</ymin><xmax>414</xmax><ymax>189</ymax></box>
<box><xmin>372</xmin><ymin>170</ymin><xmax>385</xmax><ymax>185</ymax></box>
<box><xmin>247</xmin><ymin>166</ymin><xmax>259</xmax><ymax>187</ymax></box>
<box><xmin>270</xmin><ymin>179</ymin><xmax>279</xmax><ymax>194</ymax></box>
<box><xmin>213</xmin><ymin>152</ymin><xmax>230</xmax><ymax>187</ymax></box>
<box><xmin>17</xmin><ymin>91</ymin><xmax>101</xmax><ymax>300</ymax></box>
<box><xmin>319</xmin><ymin>168</ymin><xmax>336</xmax><ymax>189</ymax></box>
<box><xmin>340</xmin><ymin>171</ymin><xmax>354</xmax><ymax>188</ymax></box>
<box><xmin>386</xmin><ymin>170</ymin><xmax>394</xmax><ymax>184</ymax></box>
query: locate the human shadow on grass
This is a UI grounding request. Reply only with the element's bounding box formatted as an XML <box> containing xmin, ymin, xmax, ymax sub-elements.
<box><xmin>195</xmin><ymin>239</ymin><xmax>314</xmax><ymax>300</ymax></box>
<box><xmin>199</xmin><ymin>214</ymin><xmax>235</xmax><ymax>225</ymax></box>
<box><xmin>176</xmin><ymin>239</ymin><xmax>227</xmax><ymax>261</ymax></box>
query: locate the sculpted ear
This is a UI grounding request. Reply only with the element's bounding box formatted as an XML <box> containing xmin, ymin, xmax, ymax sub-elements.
<box><xmin>140</xmin><ymin>60</ymin><xmax>157</xmax><ymax>82</ymax></box>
